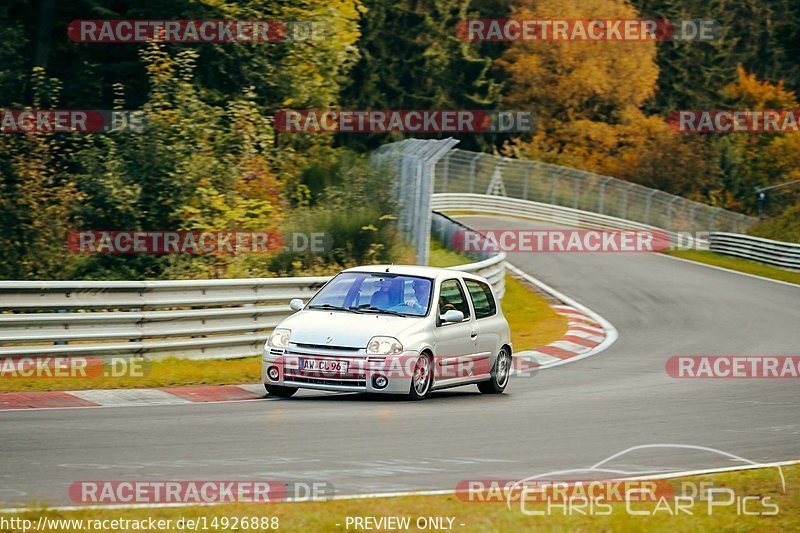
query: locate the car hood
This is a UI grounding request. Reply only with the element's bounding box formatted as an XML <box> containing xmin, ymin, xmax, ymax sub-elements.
<box><xmin>279</xmin><ymin>309</ymin><xmax>421</xmax><ymax>348</ymax></box>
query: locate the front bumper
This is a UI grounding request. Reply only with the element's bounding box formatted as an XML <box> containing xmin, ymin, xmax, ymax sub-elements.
<box><xmin>263</xmin><ymin>346</ymin><xmax>418</xmax><ymax>394</ymax></box>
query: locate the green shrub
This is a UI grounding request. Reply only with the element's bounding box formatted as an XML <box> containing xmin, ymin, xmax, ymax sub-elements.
<box><xmin>749</xmin><ymin>202</ymin><xmax>800</xmax><ymax>244</ymax></box>
<box><xmin>270</xmin><ymin>150</ymin><xmax>411</xmax><ymax>275</ymax></box>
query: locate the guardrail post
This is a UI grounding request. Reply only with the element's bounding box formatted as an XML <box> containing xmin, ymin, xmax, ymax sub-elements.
<box><xmin>708</xmin><ymin>209</ymin><xmax>719</xmax><ymax>232</ymax></box>
<box><xmin>468</xmin><ymin>153</ymin><xmax>481</xmax><ymax>194</ymax></box>
<box><xmin>644</xmin><ymin>190</ymin><xmax>657</xmax><ymax>225</ymax></box>
<box><xmin>666</xmin><ymin>197</ymin><xmax>679</xmax><ymax>232</ymax></box>
<box><xmin>598</xmin><ymin>178</ymin><xmax>610</xmax><ymax>214</ymax></box>
<box><xmin>414</xmin><ymin>155</ymin><xmax>427</xmax><ymax>262</ymax></box>
<box><xmin>621</xmin><ymin>184</ymin><xmax>630</xmax><ymax>219</ymax></box>
<box><xmin>440</xmin><ymin>153</ymin><xmax>450</xmax><ymax>193</ymax></box>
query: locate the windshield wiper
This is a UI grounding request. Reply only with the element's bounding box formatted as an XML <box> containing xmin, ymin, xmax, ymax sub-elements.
<box><xmin>349</xmin><ymin>304</ymin><xmax>412</xmax><ymax>317</ymax></box>
<box><xmin>307</xmin><ymin>303</ymin><xmax>352</xmax><ymax>312</ymax></box>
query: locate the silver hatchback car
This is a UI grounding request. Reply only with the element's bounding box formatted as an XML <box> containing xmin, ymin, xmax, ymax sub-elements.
<box><xmin>262</xmin><ymin>265</ymin><xmax>512</xmax><ymax>400</ymax></box>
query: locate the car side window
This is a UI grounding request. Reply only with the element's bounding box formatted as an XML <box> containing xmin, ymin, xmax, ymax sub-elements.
<box><xmin>464</xmin><ymin>279</ymin><xmax>497</xmax><ymax>319</ymax></box>
<box><xmin>438</xmin><ymin>279</ymin><xmax>471</xmax><ymax>321</ymax></box>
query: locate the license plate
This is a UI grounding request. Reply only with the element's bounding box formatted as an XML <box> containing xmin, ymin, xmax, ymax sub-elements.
<box><xmin>299</xmin><ymin>358</ymin><xmax>349</xmax><ymax>373</ymax></box>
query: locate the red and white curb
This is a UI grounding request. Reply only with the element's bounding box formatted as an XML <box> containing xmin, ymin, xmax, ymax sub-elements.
<box><xmin>0</xmin><ymin>384</ymin><xmax>268</xmax><ymax>412</ymax></box>
<box><xmin>507</xmin><ymin>261</ymin><xmax>618</xmax><ymax>374</ymax></box>
<box><xmin>0</xmin><ymin>263</ymin><xmax>616</xmax><ymax>411</ymax></box>
<box><xmin>512</xmin><ymin>305</ymin><xmax>607</xmax><ymax>372</ymax></box>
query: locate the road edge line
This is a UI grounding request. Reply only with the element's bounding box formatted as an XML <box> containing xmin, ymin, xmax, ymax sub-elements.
<box><xmin>505</xmin><ymin>261</ymin><xmax>618</xmax><ymax>370</ymax></box>
<box><xmin>659</xmin><ymin>252</ymin><xmax>800</xmax><ymax>289</ymax></box>
<box><xmin>2</xmin><ymin>460</ymin><xmax>797</xmax><ymax>513</ymax></box>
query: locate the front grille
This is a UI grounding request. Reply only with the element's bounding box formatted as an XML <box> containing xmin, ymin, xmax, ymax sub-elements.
<box><xmin>268</xmin><ymin>348</ymin><xmax>284</xmax><ymax>357</ymax></box>
<box><xmin>292</xmin><ymin>369</ymin><xmax>367</xmax><ymax>379</ymax></box>
<box><xmin>292</xmin><ymin>343</ymin><xmax>361</xmax><ymax>352</ymax></box>
<box><xmin>285</xmin><ymin>349</ymin><xmax>365</xmax><ymax>361</ymax></box>
<box><xmin>284</xmin><ymin>353</ymin><xmax>367</xmax><ymax>389</ymax></box>
<box><xmin>285</xmin><ymin>375</ymin><xmax>367</xmax><ymax>388</ymax></box>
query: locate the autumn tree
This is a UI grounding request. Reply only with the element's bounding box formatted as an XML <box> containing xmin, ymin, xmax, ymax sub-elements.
<box><xmin>632</xmin><ymin>0</ymin><xmax>800</xmax><ymax>112</ymax></box>
<box><xmin>714</xmin><ymin>67</ymin><xmax>800</xmax><ymax>216</ymax></box>
<box><xmin>499</xmin><ymin>0</ymin><xmax>719</xmax><ymax>201</ymax></box>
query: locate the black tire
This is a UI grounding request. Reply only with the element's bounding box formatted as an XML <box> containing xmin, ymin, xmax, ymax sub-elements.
<box><xmin>264</xmin><ymin>384</ymin><xmax>298</xmax><ymax>397</ymax></box>
<box><xmin>407</xmin><ymin>354</ymin><xmax>433</xmax><ymax>400</ymax></box>
<box><xmin>478</xmin><ymin>347</ymin><xmax>511</xmax><ymax>394</ymax></box>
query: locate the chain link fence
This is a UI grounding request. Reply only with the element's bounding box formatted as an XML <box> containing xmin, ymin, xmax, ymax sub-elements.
<box><xmin>434</xmin><ymin>149</ymin><xmax>757</xmax><ymax>234</ymax></box>
<box><xmin>371</xmin><ymin>138</ymin><xmax>459</xmax><ymax>265</ymax></box>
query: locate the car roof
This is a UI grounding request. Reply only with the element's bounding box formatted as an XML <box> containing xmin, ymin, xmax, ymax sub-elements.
<box><xmin>342</xmin><ymin>264</ymin><xmax>488</xmax><ymax>282</ymax></box>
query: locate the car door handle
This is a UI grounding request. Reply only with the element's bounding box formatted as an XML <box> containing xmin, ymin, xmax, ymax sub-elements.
<box><xmin>470</xmin><ymin>331</ymin><xmax>478</xmax><ymax>339</ymax></box>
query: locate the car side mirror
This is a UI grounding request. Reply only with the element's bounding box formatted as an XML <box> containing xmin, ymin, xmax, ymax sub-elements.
<box><xmin>440</xmin><ymin>309</ymin><xmax>464</xmax><ymax>324</ymax></box>
<box><xmin>289</xmin><ymin>299</ymin><xmax>305</xmax><ymax>312</ymax></box>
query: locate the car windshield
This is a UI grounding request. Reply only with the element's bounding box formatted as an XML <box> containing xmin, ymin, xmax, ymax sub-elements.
<box><xmin>307</xmin><ymin>272</ymin><xmax>433</xmax><ymax>317</ymax></box>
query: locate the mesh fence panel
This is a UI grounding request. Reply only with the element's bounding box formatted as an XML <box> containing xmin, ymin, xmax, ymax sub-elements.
<box><xmin>434</xmin><ymin>149</ymin><xmax>757</xmax><ymax>234</ymax></box>
<box><xmin>371</xmin><ymin>139</ymin><xmax>460</xmax><ymax>264</ymax></box>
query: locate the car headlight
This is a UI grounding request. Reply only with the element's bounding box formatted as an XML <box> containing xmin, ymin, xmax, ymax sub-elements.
<box><xmin>367</xmin><ymin>336</ymin><xmax>403</xmax><ymax>355</ymax></box>
<box><xmin>268</xmin><ymin>328</ymin><xmax>291</xmax><ymax>348</ymax></box>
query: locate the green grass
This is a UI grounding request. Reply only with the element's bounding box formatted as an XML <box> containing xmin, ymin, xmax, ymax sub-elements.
<box><xmin>665</xmin><ymin>249</ymin><xmax>800</xmax><ymax>285</ymax></box>
<box><xmin>0</xmin><ymin>356</ymin><xmax>261</xmax><ymax>393</ymax></box>
<box><xmin>503</xmin><ymin>275</ymin><xmax>567</xmax><ymax>350</ymax></box>
<box><xmin>429</xmin><ymin>238</ymin><xmax>473</xmax><ymax>267</ymax></box>
<box><xmin>6</xmin><ymin>464</ymin><xmax>798</xmax><ymax>532</ymax></box>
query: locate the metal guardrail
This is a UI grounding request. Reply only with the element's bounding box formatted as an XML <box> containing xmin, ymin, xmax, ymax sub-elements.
<box><xmin>0</xmin><ymin>256</ymin><xmax>506</xmax><ymax>360</ymax></box>
<box><xmin>708</xmin><ymin>233</ymin><xmax>800</xmax><ymax>271</ymax></box>
<box><xmin>0</xmin><ymin>277</ymin><xmax>331</xmax><ymax>310</ymax></box>
<box><xmin>431</xmin><ymin>193</ymin><xmax>700</xmax><ymax>247</ymax></box>
<box><xmin>0</xmin><ymin>277</ymin><xmax>329</xmax><ymax>360</ymax></box>
<box><xmin>433</xmin><ymin>193</ymin><xmax>800</xmax><ymax>272</ymax></box>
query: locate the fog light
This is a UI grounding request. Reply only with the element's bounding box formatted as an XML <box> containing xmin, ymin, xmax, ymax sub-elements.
<box><xmin>267</xmin><ymin>366</ymin><xmax>280</xmax><ymax>381</ymax></box>
<box><xmin>372</xmin><ymin>375</ymin><xmax>388</xmax><ymax>389</ymax></box>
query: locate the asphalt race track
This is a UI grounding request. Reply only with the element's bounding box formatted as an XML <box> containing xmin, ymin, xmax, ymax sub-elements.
<box><xmin>1</xmin><ymin>215</ymin><xmax>799</xmax><ymax>507</ymax></box>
